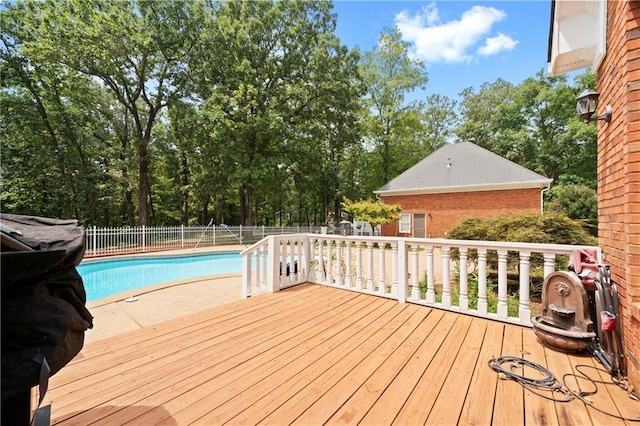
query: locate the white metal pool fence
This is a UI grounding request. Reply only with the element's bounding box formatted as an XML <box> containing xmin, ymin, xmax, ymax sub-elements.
<box><xmin>84</xmin><ymin>225</ymin><xmax>322</xmax><ymax>257</ymax></box>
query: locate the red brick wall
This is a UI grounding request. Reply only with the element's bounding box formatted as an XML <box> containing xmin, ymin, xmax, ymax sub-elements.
<box><xmin>380</xmin><ymin>188</ymin><xmax>541</xmax><ymax>237</ymax></box>
<box><xmin>598</xmin><ymin>0</ymin><xmax>640</xmax><ymax>389</ymax></box>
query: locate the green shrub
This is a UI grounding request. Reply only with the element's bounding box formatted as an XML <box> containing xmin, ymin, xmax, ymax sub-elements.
<box><xmin>445</xmin><ymin>211</ymin><xmax>596</xmax><ymax>274</ymax></box>
<box><xmin>446</xmin><ymin>211</ymin><xmax>595</xmax><ymax>246</ymax></box>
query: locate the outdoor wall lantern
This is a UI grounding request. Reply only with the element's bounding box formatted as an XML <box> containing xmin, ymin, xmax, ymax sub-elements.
<box><xmin>576</xmin><ymin>88</ymin><xmax>612</xmax><ymax>124</ymax></box>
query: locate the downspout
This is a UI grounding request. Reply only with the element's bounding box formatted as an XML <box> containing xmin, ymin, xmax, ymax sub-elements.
<box><xmin>540</xmin><ymin>183</ymin><xmax>551</xmax><ymax>213</ymax></box>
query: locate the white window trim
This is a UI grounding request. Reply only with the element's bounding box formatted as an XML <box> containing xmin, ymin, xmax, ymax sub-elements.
<box><xmin>399</xmin><ymin>213</ymin><xmax>411</xmax><ymax>233</ymax></box>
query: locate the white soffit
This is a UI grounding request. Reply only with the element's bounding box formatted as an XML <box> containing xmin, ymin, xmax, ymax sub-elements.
<box><xmin>548</xmin><ymin>0</ymin><xmax>606</xmax><ymax>75</ymax></box>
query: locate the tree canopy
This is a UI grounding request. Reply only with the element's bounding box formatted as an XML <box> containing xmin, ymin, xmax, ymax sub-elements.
<box><xmin>1</xmin><ymin>0</ymin><xmax>598</xmax><ymax>228</ymax></box>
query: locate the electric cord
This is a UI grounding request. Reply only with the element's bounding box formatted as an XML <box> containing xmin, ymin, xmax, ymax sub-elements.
<box><xmin>488</xmin><ymin>356</ymin><xmax>640</xmax><ymax>422</ymax></box>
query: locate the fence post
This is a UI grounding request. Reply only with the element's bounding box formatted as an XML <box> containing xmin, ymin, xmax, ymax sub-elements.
<box><xmin>181</xmin><ymin>225</ymin><xmax>184</xmax><ymax>248</ymax></box>
<box><xmin>92</xmin><ymin>226</ymin><xmax>96</xmax><ymax>256</ymax></box>
<box><xmin>213</xmin><ymin>224</ymin><xmax>216</xmax><ymax>246</ymax></box>
<box><xmin>239</xmin><ymin>225</ymin><xmax>243</xmax><ymax>244</ymax></box>
<box><xmin>142</xmin><ymin>225</ymin><xmax>146</xmax><ymax>252</ymax></box>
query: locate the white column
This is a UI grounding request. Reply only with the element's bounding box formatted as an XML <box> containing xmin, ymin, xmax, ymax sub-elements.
<box><xmin>442</xmin><ymin>247</ymin><xmax>451</xmax><ymax>306</ymax></box>
<box><xmin>459</xmin><ymin>248</ymin><xmax>469</xmax><ymax>311</ymax></box>
<box><xmin>366</xmin><ymin>241</ymin><xmax>374</xmax><ymax>292</ymax></box>
<box><xmin>426</xmin><ymin>246</ymin><xmax>435</xmax><ymax>303</ymax></box>
<box><xmin>411</xmin><ymin>245</ymin><xmax>420</xmax><ymax>299</ymax></box>
<box><xmin>356</xmin><ymin>242</ymin><xmax>363</xmax><ymax>290</ymax></box>
<box><xmin>519</xmin><ymin>251</ymin><xmax>532</xmax><ymax>324</ymax></box>
<box><xmin>543</xmin><ymin>252</ymin><xmax>556</xmax><ymax>278</ymax></box>
<box><xmin>477</xmin><ymin>249</ymin><xmax>488</xmax><ymax>315</ymax></box>
<box><xmin>378</xmin><ymin>242</ymin><xmax>386</xmax><ymax>295</ymax></box>
<box><xmin>345</xmin><ymin>242</ymin><xmax>352</xmax><ymax>287</ymax></box>
<box><xmin>497</xmin><ymin>249</ymin><xmax>508</xmax><ymax>318</ymax></box>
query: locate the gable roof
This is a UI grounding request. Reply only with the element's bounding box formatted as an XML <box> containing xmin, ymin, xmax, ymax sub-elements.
<box><xmin>374</xmin><ymin>142</ymin><xmax>553</xmax><ymax>196</ymax></box>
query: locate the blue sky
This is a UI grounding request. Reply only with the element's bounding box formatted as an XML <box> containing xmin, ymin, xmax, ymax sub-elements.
<box><xmin>332</xmin><ymin>1</ymin><xmax>554</xmax><ymax>103</ymax></box>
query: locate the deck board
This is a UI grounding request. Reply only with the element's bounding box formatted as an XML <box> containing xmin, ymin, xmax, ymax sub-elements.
<box><xmin>44</xmin><ymin>284</ymin><xmax>636</xmax><ymax>425</ymax></box>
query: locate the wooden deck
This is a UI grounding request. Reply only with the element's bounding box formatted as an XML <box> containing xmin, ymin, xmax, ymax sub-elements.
<box><xmin>45</xmin><ymin>284</ymin><xmax>638</xmax><ymax>425</ymax></box>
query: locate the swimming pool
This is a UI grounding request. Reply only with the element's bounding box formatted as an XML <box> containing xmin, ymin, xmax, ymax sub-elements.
<box><xmin>78</xmin><ymin>252</ymin><xmax>242</xmax><ymax>301</ymax></box>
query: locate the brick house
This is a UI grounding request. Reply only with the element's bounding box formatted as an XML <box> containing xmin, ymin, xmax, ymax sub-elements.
<box><xmin>549</xmin><ymin>0</ymin><xmax>640</xmax><ymax>390</ymax></box>
<box><xmin>375</xmin><ymin>142</ymin><xmax>552</xmax><ymax>238</ymax></box>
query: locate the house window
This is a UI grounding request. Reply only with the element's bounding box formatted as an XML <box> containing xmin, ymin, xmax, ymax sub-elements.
<box><xmin>399</xmin><ymin>213</ymin><xmax>411</xmax><ymax>233</ymax></box>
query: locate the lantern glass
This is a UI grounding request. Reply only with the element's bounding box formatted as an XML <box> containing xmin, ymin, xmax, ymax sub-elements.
<box><xmin>576</xmin><ymin>89</ymin><xmax>599</xmax><ymax>123</ymax></box>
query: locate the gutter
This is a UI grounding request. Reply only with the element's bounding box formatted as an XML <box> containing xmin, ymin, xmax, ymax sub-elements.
<box><xmin>541</xmin><ymin>182</ymin><xmax>552</xmax><ymax>213</ymax></box>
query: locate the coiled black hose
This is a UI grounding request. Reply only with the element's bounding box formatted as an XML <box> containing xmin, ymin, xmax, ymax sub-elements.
<box><xmin>488</xmin><ymin>356</ymin><xmax>640</xmax><ymax>421</ymax></box>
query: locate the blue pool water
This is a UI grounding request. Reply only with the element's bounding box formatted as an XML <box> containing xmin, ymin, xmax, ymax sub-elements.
<box><xmin>78</xmin><ymin>252</ymin><xmax>242</xmax><ymax>301</ymax></box>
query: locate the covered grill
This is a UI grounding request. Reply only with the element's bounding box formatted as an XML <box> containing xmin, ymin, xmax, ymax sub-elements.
<box><xmin>1</xmin><ymin>214</ymin><xmax>93</xmax><ymax>425</ymax></box>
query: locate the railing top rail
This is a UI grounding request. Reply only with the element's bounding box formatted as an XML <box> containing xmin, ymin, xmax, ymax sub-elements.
<box><xmin>305</xmin><ymin>234</ymin><xmax>601</xmax><ymax>255</ymax></box>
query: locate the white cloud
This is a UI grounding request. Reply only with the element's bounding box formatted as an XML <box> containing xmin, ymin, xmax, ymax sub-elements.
<box><xmin>394</xmin><ymin>3</ymin><xmax>517</xmax><ymax>64</ymax></box>
<box><xmin>478</xmin><ymin>33</ymin><xmax>518</xmax><ymax>56</ymax></box>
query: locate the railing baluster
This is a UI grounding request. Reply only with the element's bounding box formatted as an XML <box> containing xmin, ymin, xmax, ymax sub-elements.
<box><xmin>519</xmin><ymin>251</ymin><xmax>532</xmax><ymax>324</ymax></box>
<box><xmin>345</xmin><ymin>242</ymin><xmax>352</xmax><ymax>288</ymax></box>
<box><xmin>366</xmin><ymin>241</ymin><xmax>374</xmax><ymax>292</ymax></box>
<box><xmin>378</xmin><ymin>242</ymin><xmax>386</xmax><ymax>295</ymax></box>
<box><xmin>497</xmin><ymin>249</ymin><xmax>508</xmax><ymax>318</ymax></box>
<box><xmin>356</xmin><ymin>242</ymin><xmax>363</xmax><ymax>290</ymax></box>
<box><xmin>327</xmin><ymin>239</ymin><xmax>333</xmax><ymax>286</ymax></box>
<box><xmin>391</xmin><ymin>242</ymin><xmax>398</xmax><ymax>297</ymax></box>
<box><xmin>317</xmin><ymin>238</ymin><xmax>325</xmax><ymax>284</ymax></box>
<box><xmin>411</xmin><ymin>244</ymin><xmax>419</xmax><ymax>300</ymax></box>
<box><xmin>477</xmin><ymin>248</ymin><xmax>488</xmax><ymax>315</ymax></box>
<box><xmin>442</xmin><ymin>247</ymin><xmax>451</xmax><ymax>307</ymax></box>
<box><xmin>543</xmin><ymin>252</ymin><xmax>555</xmax><ymax>278</ymax></box>
<box><xmin>336</xmin><ymin>240</ymin><xmax>343</xmax><ymax>287</ymax></box>
<box><xmin>426</xmin><ymin>246</ymin><xmax>435</xmax><ymax>303</ymax></box>
<box><xmin>459</xmin><ymin>248</ymin><xmax>469</xmax><ymax>311</ymax></box>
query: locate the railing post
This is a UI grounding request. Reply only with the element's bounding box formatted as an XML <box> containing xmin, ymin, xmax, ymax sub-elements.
<box><xmin>459</xmin><ymin>248</ymin><xmax>469</xmax><ymax>310</ymax></box>
<box><xmin>240</xmin><ymin>225</ymin><xmax>243</xmax><ymax>245</ymax></box>
<box><xmin>519</xmin><ymin>251</ymin><xmax>532</xmax><ymax>324</ymax></box>
<box><xmin>497</xmin><ymin>249</ymin><xmax>508</xmax><ymax>318</ymax></box>
<box><xmin>242</xmin><ymin>249</ymin><xmax>251</xmax><ymax>298</ymax></box>
<box><xmin>397</xmin><ymin>240</ymin><xmax>407</xmax><ymax>303</ymax></box>
<box><xmin>266</xmin><ymin>236</ymin><xmax>280</xmax><ymax>292</ymax></box>
<box><xmin>478</xmin><ymin>249</ymin><xmax>488</xmax><ymax>315</ymax></box>
<box><xmin>302</xmin><ymin>236</ymin><xmax>311</xmax><ymax>282</ymax></box>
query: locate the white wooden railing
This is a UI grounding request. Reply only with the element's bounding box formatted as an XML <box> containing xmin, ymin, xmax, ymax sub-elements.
<box><xmin>240</xmin><ymin>234</ymin><xmax>602</xmax><ymax>326</ymax></box>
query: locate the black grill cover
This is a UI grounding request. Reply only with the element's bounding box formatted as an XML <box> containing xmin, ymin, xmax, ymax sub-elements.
<box><xmin>1</xmin><ymin>214</ymin><xmax>93</xmax><ymax>401</ymax></box>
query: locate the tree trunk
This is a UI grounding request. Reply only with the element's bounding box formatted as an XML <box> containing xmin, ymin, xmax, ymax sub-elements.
<box><xmin>240</xmin><ymin>178</ymin><xmax>253</xmax><ymax>227</ymax></box>
<box><xmin>138</xmin><ymin>137</ymin><xmax>149</xmax><ymax>226</ymax></box>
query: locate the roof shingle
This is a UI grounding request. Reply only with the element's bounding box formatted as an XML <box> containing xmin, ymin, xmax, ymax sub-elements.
<box><xmin>375</xmin><ymin>142</ymin><xmax>552</xmax><ymax>195</ymax></box>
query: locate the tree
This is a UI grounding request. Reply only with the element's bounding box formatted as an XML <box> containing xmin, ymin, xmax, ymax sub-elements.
<box><xmin>456</xmin><ymin>70</ymin><xmax>598</xmax><ymax>188</ymax></box>
<box><xmin>544</xmin><ymin>183</ymin><xmax>597</xmax><ymax>235</ymax></box>
<box><xmin>342</xmin><ymin>198</ymin><xmax>401</xmax><ymax>231</ymax></box>
<box><xmin>359</xmin><ymin>28</ymin><xmax>429</xmax><ymax>192</ymax></box>
<box><xmin>23</xmin><ymin>0</ymin><xmax>203</xmax><ymax>225</ymax></box>
<box><xmin>192</xmin><ymin>1</ymin><xmax>362</xmax><ymax>227</ymax></box>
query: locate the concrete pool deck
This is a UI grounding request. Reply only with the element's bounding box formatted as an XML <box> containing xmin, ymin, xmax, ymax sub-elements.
<box><xmin>83</xmin><ymin>245</ymin><xmax>247</xmax><ymax>344</ymax></box>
